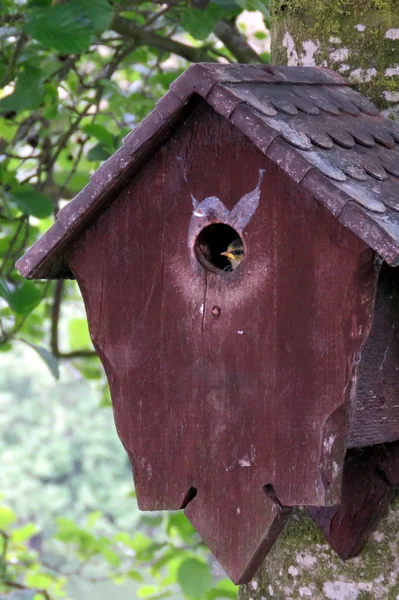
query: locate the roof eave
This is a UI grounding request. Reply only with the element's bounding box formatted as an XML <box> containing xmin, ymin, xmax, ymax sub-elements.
<box><xmin>16</xmin><ymin>63</ymin><xmax>399</xmax><ymax>278</ymax></box>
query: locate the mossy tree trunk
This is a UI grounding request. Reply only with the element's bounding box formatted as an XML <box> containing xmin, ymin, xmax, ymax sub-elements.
<box><xmin>270</xmin><ymin>0</ymin><xmax>399</xmax><ymax>117</ymax></box>
<box><xmin>239</xmin><ymin>3</ymin><xmax>399</xmax><ymax>599</ymax></box>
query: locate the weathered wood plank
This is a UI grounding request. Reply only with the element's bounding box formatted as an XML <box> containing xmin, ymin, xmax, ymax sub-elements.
<box><xmin>307</xmin><ymin>446</ymin><xmax>395</xmax><ymax>559</ymax></box>
<box><xmin>66</xmin><ymin>104</ymin><xmax>378</xmax><ymax>583</ymax></box>
<box><xmin>349</xmin><ymin>263</ymin><xmax>399</xmax><ymax>447</ymax></box>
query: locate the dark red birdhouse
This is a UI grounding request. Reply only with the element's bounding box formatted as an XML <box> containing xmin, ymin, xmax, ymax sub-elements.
<box><xmin>17</xmin><ymin>64</ymin><xmax>399</xmax><ymax>584</ymax></box>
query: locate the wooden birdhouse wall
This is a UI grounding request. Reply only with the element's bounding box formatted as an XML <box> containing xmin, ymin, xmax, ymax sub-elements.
<box><xmin>66</xmin><ymin>103</ymin><xmax>380</xmax><ymax>583</ymax></box>
<box><xmin>349</xmin><ymin>262</ymin><xmax>399</xmax><ymax>448</ymax></box>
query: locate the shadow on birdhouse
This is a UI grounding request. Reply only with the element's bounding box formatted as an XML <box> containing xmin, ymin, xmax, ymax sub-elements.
<box><xmin>16</xmin><ymin>64</ymin><xmax>399</xmax><ymax>584</ymax></box>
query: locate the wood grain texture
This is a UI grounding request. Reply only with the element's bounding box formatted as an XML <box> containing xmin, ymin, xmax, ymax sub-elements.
<box><xmin>66</xmin><ymin>103</ymin><xmax>378</xmax><ymax>583</ymax></box>
<box><xmin>307</xmin><ymin>447</ymin><xmax>395</xmax><ymax>559</ymax></box>
<box><xmin>308</xmin><ymin>443</ymin><xmax>399</xmax><ymax>560</ymax></box>
<box><xmin>349</xmin><ymin>263</ymin><xmax>399</xmax><ymax>447</ymax></box>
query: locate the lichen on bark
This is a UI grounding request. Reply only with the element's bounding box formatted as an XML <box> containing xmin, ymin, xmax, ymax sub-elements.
<box><xmin>238</xmin><ymin>500</ymin><xmax>399</xmax><ymax>600</ymax></box>
<box><xmin>270</xmin><ymin>0</ymin><xmax>399</xmax><ymax>115</ymax></box>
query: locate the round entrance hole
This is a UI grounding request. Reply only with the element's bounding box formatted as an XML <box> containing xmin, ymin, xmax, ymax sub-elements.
<box><xmin>195</xmin><ymin>223</ymin><xmax>244</xmax><ymax>273</ymax></box>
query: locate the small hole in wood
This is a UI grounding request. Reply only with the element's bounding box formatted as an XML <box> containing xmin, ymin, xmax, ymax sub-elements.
<box><xmin>195</xmin><ymin>223</ymin><xmax>244</xmax><ymax>273</ymax></box>
<box><xmin>263</xmin><ymin>483</ymin><xmax>283</xmax><ymax>509</ymax></box>
<box><xmin>180</xmin><ymin>487</ymin><xmax>198</xmax><ymax>509</ymax></box>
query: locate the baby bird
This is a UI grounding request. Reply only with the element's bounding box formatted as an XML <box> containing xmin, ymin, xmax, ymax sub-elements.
<box><xmin>220</xmin><ymin>238</ymin><xmax>244</xmax><ymax>270</ymax></box>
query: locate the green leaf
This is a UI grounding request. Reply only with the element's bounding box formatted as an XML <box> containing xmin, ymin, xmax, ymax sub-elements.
<box><xmin>12</xmin><ymin>523</ymin><xmax>38</xmax><ymax>542</ymax></box>
<box><xmin>26</xmin><ymin>0</ymin><xmax>113</xmax><ymax>54</ymax></box>
<box><xmin>0</xmin><ymin>65</ymin><xmax>44</xmax><ymax>112</ymax></box>
<box><xmin>0</xmin><ymin>119</ymin><xmax>18</xmax><ymax>142</ymax></box>
<box><xmin>86</xmin><ymin>511</ymin><xmax>102</xmax><ymax>528</ymax></box>
<box><xmin>0</xmin><ymin>341</ymin><xmax>12</xmax><ymax>352</ymax></box>
<box><xmin>87</xmin><ymin>142</ymin><xmax>113</xmax><ymax>162</ymax></box>
<box><xmin>68</xmin><ymin>318</ymin><xmax>92</xmax><ymax>350</ymax></box>
<box><xmin>137</xmin><ymin>587</ymin><xmax>157</xmax><ymax>598</ymax></box>
<box><xmin>26</xmin><ymin>5</ymin><xmax>91</xmax><ymax>53</ymax></box>
<box><xmin>53</xmin><ymin>169</ymin><xmax>89</xmax><ymax>193</ymax></box>
<box><xmin>9</xmin><ymin>185</ymin><xmax>53</xmax><ymax>218</ymax></box>
<box><xmin>83</xmin><ymin>124</ymin><xmax>115</xmax><ymax>149</ymax></box>
<box><xmin>235</xmin><ymin>0</ymin><xmax>270</xmax><ymax>18</ymax></box>
<box><xmin>126</xmin><ymin>570</ymin><xmax>144</xmax><ymax>582</ymax></box>
<box><xmin>78</xmin><ymin>0</ymin><xmax>114</xmax><ymax>33</ymax></box>
<box><xmin>207</xmin><ymin>0</ymin><xmax>240</xmax><ymax>18</ymax></box>
<box><xmin>131</xmin><ymin>532</ymin><xmax>153</xmax><ymax>553</ymax></box>
<box><xmin>181</xmin><ymin>8</ymin><xmax>217</xmax><ymax>40</ymax></box>
<box><xmin>0</xmin><ymin>505</ymin><xmax>16</xmax><ymax>528</ymax></box>
<box><xmin>167</xmin><ymin>512</ymin><xmax>196</xmax><ymax>542</ymax></box>
<box><xmin>74</xmin><ymin>357</ymin><xmax>101</xmax><ymax>380</ymax></box>
<box><xmin>178</xmin><ymin>558</ymin><xmax>212</xmax><ymax>599</ymax></box>
<box><xmin>206</xmin><ymin>579</ymin><xmax>238</xmax><ymax>599</ymax></box>
<box><xmin>210</xmin><ymin>0</ymin><xmax>239</xmax><ymax>9</ymax></box>
<box><xmin>151</xmin><ymin>546</ymin><xmax>185</xmax><ymax>574</ymax></box>
<box><xmin>26</xmin><ymin>572</ymin><xmax>55</xmax><ymax>589</ymax></box>
<box><xmin>100</xmin><ymin>545</ymin><xmax>121</xmax><ymax>567</ymax></box>
<box><xmin>119</xmin><ymin>10</ymin><xmax>137</xmax><ymax>19</ymax></box>
<box><xmin>21</xmin><ymin>340</ymin><xmax>59</xmax><ymax>380</ymax></box>
<box><xmin>0</xmin><ymin>279</ymin><xmax>42</xmax><ymax>316</ymax></box>
<box><xmin>42</xmin><ymin>82</ymin><xmax>59</xmax><ymax>119</ymax></box>
<box><xmin>27</xmin><ymin>0</ymin><xmax>52</xmax><ymax>6</ymax></box>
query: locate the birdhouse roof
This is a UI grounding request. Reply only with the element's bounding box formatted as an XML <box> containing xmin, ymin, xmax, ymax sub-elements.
<box><xmin>17</xmin><ymin>63</ymin><xmax>399</xmax><ymax>279</ymax></box>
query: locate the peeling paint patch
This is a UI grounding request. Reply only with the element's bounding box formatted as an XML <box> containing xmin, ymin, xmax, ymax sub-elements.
<box><xmin>238</xmin><ymin>456</ymin><xmax>251</xmax><ymax>467</ymax></box>
<box><xmin>199</xmin><ymin>303</ymin><xmax>204</xmax><ymax>315</ymax></box>
<box><xmin>385</xmin><ymin>65</ymin><xmax>399</xmax><ymax>77</ymax></box>
<box><xmin>385</xmin><ymin>29</ymin><xmax>399</xmax><ymax>40</ymax></box>
<box><xmin>237</xmin><ymin>330</ymin><xmax>244</xmax><ymax>335</ymax></box>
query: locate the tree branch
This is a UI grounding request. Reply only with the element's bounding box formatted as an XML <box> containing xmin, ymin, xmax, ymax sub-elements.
<box><xmin>213</xmin><ymin>19</ymin><xmax>263</xmax><ymax>63</ymax></box>
<box><xmin>1</xmin><ymin>31</ymin><xmax>27</xmax><ymax>87</ymax></box>
<box><xmin>50</xmin><ymin>280</ymin><xmax>97</xmax><ymax>360</ymax></box>
<box><xmin>111</xmin><ymin>15</ymin><xmax>216</xmax><ymax>62</ymax></box>
<box><xmin>50</xmin><ymin>280</ymin><xmax>63</xmax><ymax>357</ymax></box>
<box><xmin>5</xmin><ymin>580</ymin><xmax>51</xmax><ymax>600</ymax></box>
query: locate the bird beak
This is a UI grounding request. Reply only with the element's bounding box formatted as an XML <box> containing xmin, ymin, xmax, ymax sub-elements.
<box><xmin>220</xmin><ymin>251</ymin><xmax>236</xmax><ymax>261</ymax></box>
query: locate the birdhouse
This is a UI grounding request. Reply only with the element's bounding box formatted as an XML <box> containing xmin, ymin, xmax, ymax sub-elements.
<box><xmin>17</xmin><ymin>64</ymin><xmax>399</xmax><ymax>584</ymax></box>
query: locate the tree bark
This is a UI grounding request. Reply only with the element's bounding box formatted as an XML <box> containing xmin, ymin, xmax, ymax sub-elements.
<box><xmin>239</xmin><ymin>2</ymin><xmax>399</xmax><ymax>599</ymax></box>
<box><xmin>270</xmin><ymin>0</ymin><xmax>399</xmax><ymax>118</ymax></box>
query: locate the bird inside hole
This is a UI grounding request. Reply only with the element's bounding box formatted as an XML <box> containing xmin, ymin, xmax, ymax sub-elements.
<box><xmin>221</xmin><ymin>238</ymin><xmax>245</xmax><ymax>271</ymax></box>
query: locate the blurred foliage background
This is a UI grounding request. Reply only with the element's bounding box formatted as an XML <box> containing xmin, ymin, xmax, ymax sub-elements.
<box><xmin>0</xmin><ymin>0</ymin><xmax>269</xmax><ymax>598</ymax></box>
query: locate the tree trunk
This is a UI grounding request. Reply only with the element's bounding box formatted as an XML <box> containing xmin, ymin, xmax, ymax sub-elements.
<box><xmin>270</xmin><ymin>0</ymin><xmax>399</xmax><ymax>117</ymax></box>
<box><xmin>239</xmin><ymin>3</ymin><xmax>399</xmax><ymax>599</ymax></box>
